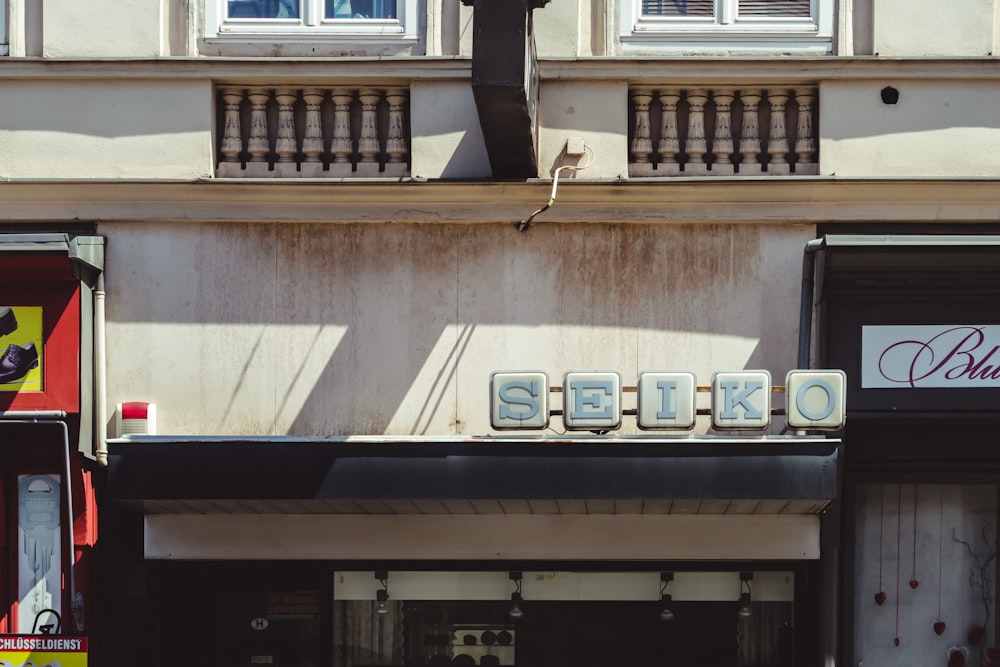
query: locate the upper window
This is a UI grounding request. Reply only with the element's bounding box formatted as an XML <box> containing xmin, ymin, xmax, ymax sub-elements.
<box><xmin>620</xmin><ymin>0</ymin><xmax>833</xmax><ymax>53</ymax></box>
<box><xmin>205</xmin><ymin>0</ymin><xmax>418</xmax><ymax>41</ymax></box>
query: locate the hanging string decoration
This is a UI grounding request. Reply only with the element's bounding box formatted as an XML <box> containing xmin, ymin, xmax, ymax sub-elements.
<box><xmin>876</xmin><ymin>484</ymin><xmax>887</xmax><ymax>606</ymax></box>
<box><xmin>895</xmin><ymin>484</ymin><xmax>902</xmax><ymax>647</ymax></box>
<box><xmin>910</xmin><ymin>484</ymin><xmax>919</xmax><ymax>590</ymax></box>
<box><xmin>934</xmin><ymin>485</ymin><xmax>946</xmax><ymax>636</ymax></box>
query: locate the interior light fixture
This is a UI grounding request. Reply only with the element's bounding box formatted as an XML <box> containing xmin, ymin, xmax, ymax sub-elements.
<box><xmin>509</xmin><ymin>571</ymin><xmax>524</xmax><ymax>620</ymax></box>
<box><xmin>738</xmin><ymin>571</ymin><xmax>753</xmax><ymax>618</ymax></box>
<box><xmin>375</xmin><ymin>571</ymin><xmax>390</xmax><ymax>615</ymax></box>
<box><xmin>659</xmin><ymin>572</ymin><xmax>675</xmax><ymax>622</ymax></box>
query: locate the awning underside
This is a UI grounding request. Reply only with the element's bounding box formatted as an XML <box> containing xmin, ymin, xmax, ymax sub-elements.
<box><xmin>108</xmin><ymin>436</ymin><xmax>838</xmax><ymax>516</ymax></box>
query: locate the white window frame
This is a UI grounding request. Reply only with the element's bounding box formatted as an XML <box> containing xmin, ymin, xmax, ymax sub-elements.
<box><xmin>620</xmin><ymin>0</ymin><xmax>833</xmax><ymax>53</ymax></box>
<box><xmin>1</xmin><ymin>0</ymin><xmax>8</xmax><ymax>56</ymax></box>
<box><xmin>205</xmin><ymin>0</ymin><xmax>419</xmax><ymax>42</ymax></box>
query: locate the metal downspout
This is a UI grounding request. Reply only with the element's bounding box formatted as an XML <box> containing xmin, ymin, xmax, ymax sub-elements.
<box><xmin>0</xmin><ymin>413</ymin><xmax>77</xmax><ymax>632</ymax></box>
<box><xmin>798</xmin><ymin>237</ymin><xmax>826</xmax><ymax>370</ymax></box>
<box><xmin>800</xmin><ymin>236</ymin><xmax>840</xmax><ymax>667</ymax></box>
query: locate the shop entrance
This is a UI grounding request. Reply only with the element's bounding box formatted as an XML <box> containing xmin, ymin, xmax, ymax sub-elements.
<box><xmin>516</xmin><ymin>601</ymin><xmax>738</xmax><ymax>667</ymax></box>
<box><xmin>153</xmin><ymin>565</ymin><xmax>810</xmax><ymax>667</ymax></box>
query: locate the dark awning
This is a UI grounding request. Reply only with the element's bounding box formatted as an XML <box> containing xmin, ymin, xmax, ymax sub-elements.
<box><xmin>107</xmin><ymin>435</ymin><xmax>838</xmax><ymax>516</ymax></box>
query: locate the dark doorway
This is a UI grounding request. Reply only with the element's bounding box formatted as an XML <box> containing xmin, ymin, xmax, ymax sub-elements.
<box><xmin>516</xmin><ymin>601</ymin><xmax>737</xmax><ymax>667</ymax></box>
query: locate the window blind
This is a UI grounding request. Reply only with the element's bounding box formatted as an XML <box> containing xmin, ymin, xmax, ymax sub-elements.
<box><xmin>641</xmin><ymin>0</ymin><xmax>713</xmax><ymax>16</ymax></box>
<box><xmin>738</xmin><ymin>0</ymin><xmax>810</xmax><ymax>17</ymax></box>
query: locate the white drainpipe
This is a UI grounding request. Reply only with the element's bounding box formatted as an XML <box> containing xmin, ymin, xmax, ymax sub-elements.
<box><xmin>94</xmin><ymin>278</ymin><xmax>108</xmax><ymax>467</ymax></box>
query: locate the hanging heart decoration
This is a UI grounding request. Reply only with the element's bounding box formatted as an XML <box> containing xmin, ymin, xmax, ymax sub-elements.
<box><xmin>894</xmin><ymin>637</ymin><xmax>900</xmax><ymax>647</ymax></box>
<box><xmin>910</xmin><ymin>580</ymin><xmax>919</xmax><ymax>589</ymax></box>
<box><xmin>934</xmin><ymin>622</ymin><xmax>947</xmax><ymax>635</ymax></box>
<box><xmin>875</xmin><ymin>591</ymin><xmax>887</xmax><ymax>606</ymax></box>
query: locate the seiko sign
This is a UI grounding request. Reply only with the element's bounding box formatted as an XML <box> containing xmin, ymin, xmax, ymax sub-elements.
<box><xmin>863</xmin><ymin>325</ymin><xmax>1000</xmax><ymax>388</ymax></box>
<box><xmin>490</xmin><ymin>370</ymin><xmax>846</xmax><ymax>432</ymax></box>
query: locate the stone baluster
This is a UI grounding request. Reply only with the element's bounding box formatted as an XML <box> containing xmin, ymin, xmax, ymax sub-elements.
<box><xmin>330</xmin><ymin>89</ymin><xmax>355</xmax><ymax>178</ymax></box>
<box><xmin>793</xmin><ymin>87</ymin><xmax>818</xmax><ymax>175</ymax></box>
<box><xmin>766</xmin><ymin>89</ymin><xmax>790</xmax><ymax>175</ymax></box>
<box><xmin>710</xmin><ymin>89</ymin><xmax>735</xmax><ymax>176</ymax></box>
<box><xmin>384</xmin><ymin>88</ymin><xmax>409</xmax><ymax>178</ymax></box>
<box><xmin>274</xmin><ymin>88</ymin><xmax>299</xmax><ymax>177</ymax></box>
<box><xmin>684</xmin><ymin>88</ymin><xmax>709</xmax><ymax>175</ymax></box>
<box><xmin>356</xmin><ymin>88</ymin><xmax>382</xmax><ymax>177</ymax></box>
<box><xmin>656</xmin><ymin>88</ymin><xmax>681</xmax><ymax>176</ymax></box>
<box><xmin>738</xmin><ymin>89</ymin><xmax>763</xmax><ymax>175</ymax></box>
<box><xmin>218</xmin><ymin>88</ymin><xmax>245</xmax><ymax>178</ymax></box>
<box><xmin>300</xmin><ymin>88</ymin><xmax>326</xmax><ymax>178</ymax></box>
<box><xmin>246</xmin><ymin>88</ymin><xmax>272</xmax><ymax>177</ymax></box>
<box><xmin>629</xmin><ymin>89</ymin><xmax>654</xmax><ymax>177</ymax></box>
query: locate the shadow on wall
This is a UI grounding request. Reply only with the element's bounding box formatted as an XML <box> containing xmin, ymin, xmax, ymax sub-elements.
<box><xmin>105</xmin><ymin>222</ymin><xmax>805</xmax><ymax>435</ymax></box>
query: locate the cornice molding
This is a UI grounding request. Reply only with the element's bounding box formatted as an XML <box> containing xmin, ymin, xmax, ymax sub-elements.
<box><xmin>1</xmin><ymin>178</ymin><xmax>999</xmax><ymax>225</ymax></box>
<box><xmin>0</xmin><ymin>56</ymin><xmax>997</xmax><ymax>83</ymax></box>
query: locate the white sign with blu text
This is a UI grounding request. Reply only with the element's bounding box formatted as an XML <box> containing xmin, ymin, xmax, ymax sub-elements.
<box><xmin>490</xmin><ymin>370</ymin><xmax>846</xmax><ymax>432</ymax></box>
<box><xmin>863</xmin><ymin>325</ymin><xmax>1000</xmax><ymax>388</ymax></box>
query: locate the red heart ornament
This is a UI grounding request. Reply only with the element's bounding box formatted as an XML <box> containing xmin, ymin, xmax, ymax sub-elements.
<box><xmin>909</xmin><ymin>579</ymin><xmax>919</xmax><ymax>589</ymax></box>
<box><xmin>894</xmin><ymin>637</ymin><xmax>900</xmax><ymax>647</ymax></box>
<box><xmin>934</xmin><ymin>622</ymin><xmax>947</xmax><ymax>635</ymax></box>
<box><xmin>875</xmin><ymin>591</ymin><xmax>887</xmax><ymax>605</ymax></box>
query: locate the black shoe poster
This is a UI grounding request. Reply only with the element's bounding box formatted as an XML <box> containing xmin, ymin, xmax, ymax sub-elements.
<box><xmin>0</xmin><ymin>305</ymin><xmax>43</xmax><ymax>391</ymax></box>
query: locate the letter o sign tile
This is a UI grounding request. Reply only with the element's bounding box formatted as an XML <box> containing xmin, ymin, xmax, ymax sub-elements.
<box><xmin>785</xmin><ymin>370</ymin><xmax>847</xmax><ymax>431</ymax></box>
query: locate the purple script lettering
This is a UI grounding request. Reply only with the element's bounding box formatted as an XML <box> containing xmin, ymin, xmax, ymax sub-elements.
<box><xmin>878</xmin><ymin>326</ymin><xmax>1000</xmax><ymax>387</ymax></box>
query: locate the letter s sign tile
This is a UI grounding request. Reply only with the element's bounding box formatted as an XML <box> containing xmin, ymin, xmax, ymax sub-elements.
<box><xmin>491</xmin><ymin>371</ymin><xmax>550</xmax><ymax>430</ymax></box>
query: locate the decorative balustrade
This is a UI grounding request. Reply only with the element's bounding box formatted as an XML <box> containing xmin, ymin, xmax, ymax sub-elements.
<box><xmin>629</xmin><ymin>86</ymin><xmax>818</xmax><ymax>177</ymax></box>
<box><xmin>217</xmin><ymin>86</ymin><xmax>409</xmax><ymax>178</ymax></box>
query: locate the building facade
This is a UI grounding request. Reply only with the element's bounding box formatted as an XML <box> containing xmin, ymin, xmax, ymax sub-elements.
<box><xmin>2</xmin><ymin>0</ymin><xmax>1000</xmax><ymax>666</ymax></box>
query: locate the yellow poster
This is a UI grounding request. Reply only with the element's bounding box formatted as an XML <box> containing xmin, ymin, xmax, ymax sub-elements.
<box><xmin>0</xmin><ymin>635</ymin><xmax>88</xmax><ymax>667</ymax></box>
<box><xmin>0</xmin><ymin>306</ymin><xmax>43</xmax><ymax>392</ymax></box>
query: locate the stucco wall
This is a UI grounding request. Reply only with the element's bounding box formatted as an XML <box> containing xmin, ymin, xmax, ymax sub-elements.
<box><xmin>872</xmin><ymin>0</ymin><xmax>995</xmax><ymax>56</ymax></box>
<box><xmin>410</xmin><ymin>80</ymin><xmax>491</xmax><ymax>179</ymax></box>
<box><xmin>43</xmin><ymin>0</ymin><xmax>163</xmax><ymax>57</ymax></box>
<box><xmin>538</xmin><ymin>80</ymin><xmax>629</xmax><ymax>179</ymax></box>
<box><xmin>0</xmin><ymin>81</ymin><xmax>214</xmax><ymax>179</ymax></box>
<box><xmin>458</xmin><ymin>0</ymin><xmax>585</xmax><ymax>57</ymax></box>
<box><xmin>103</xmin><ymin>222</ymin><xmax>812</xmax><ymax>437</ymax></box>
<box><xmin>820</xmin><ymin>80</ymin><xmax>1000</xmax><ymax>177</ymax></box>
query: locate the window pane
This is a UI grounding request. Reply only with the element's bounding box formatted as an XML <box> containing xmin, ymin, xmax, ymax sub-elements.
<box><xmin>641</xmin><ymin>0</ymin><xmax>714</xmax><ymax>17</ymax></box>
<box><xmin>854</xmin><ymin>484</ymin><xmax>998</xmax><ymax>667</ymax></box>
<box><xmin>738</xmin><ymin>0</ymin><xmax>810</xmax><ymax>17</ymax></box>
<box><xmin>227</xmin><ymin>0</ymin><xmax>301</xmax><ymax>18</ymax></box>
<box><xmin>326</xmin><ymin>0</ymin><xmax>397</xmax><ymax>19</ymax></box>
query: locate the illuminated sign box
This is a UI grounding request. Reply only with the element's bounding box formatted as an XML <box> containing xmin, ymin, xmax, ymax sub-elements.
<box><xmin>490</xmin><ymin>369</ymin><xmax>846</xmax><ymax>432</ymax></box>
<box><xmin>0</xmin><ymin>635</ymin><xmax>88</xmax><ymax>667</ymax></box>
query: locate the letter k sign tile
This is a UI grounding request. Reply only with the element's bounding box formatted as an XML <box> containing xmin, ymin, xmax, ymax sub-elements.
<box><xmin>711</xmin><ymin>371</ymin><xmax>772</xmax><ymax>430</ymax></box>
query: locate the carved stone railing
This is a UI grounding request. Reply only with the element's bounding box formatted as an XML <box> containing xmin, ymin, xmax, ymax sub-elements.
<box><xmin>217</xmin><ymin>86</ymin><xmax>409</xmax><ymax>178</ymax></box>
<box><xmin>629</xmin><ymin>86</ymin><xmax>818</xmax><ymax>177</ymax></box>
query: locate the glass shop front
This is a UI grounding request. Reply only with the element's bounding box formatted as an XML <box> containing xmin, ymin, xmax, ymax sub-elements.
<box><xmin>150</xmin><ymin>563</ymin><xmax>815</xmax><ymax>667</ymax></box>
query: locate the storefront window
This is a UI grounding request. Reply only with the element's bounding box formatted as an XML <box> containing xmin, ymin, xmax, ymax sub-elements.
<box><xmin>854</xmin><ymin>484</ymin><xmax>998</xmax><ymax>666</ymax></box>
<box><xmin>332</xmin><ymin>571</ymin><xmax>797</xmax><ymax>667</ymax></box>
<box><xmin>154</xmin><ymin>567</ymin><xmax>802</xmax><ymax>667</ymax></box>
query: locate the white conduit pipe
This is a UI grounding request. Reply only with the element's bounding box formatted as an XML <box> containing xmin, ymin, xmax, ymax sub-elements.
<box><xmin>94</xmin><ymin>285</ymin><xmax>108</xmax><ymax>467</ymax></box>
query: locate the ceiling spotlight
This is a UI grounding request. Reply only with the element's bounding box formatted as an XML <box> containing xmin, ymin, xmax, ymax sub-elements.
<box><xmin>376</xmin><ymin>570</ymin><xmax>390</xmax><ymax>616</ymax></box>
<box><xmin>509</xmin><ymin>571</ymin><xmax>524</xmax><ymax>620</ymax></box>
<box><xmin>659</xmin><ymin>572</ymin><xmax>675</xmax><ymax>622</ymax></box>
<box><xmin>738</xmin><ymin>571</ymin><xmax>753</xmax><ymax>618</ymax></box>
